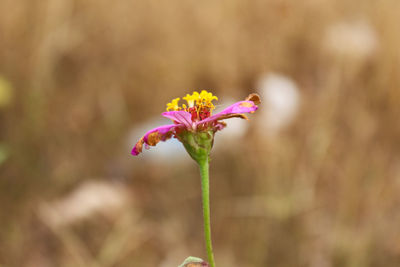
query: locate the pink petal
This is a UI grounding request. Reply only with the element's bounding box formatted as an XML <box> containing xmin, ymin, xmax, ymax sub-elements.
<box><xmin>197</xmin><ymin>100</ymin><xmax>258</xmax><ymax>125</ymax></box>
<box><xmin>131</xmin><ymin>124</ymin><xmax>182</xmax><ymax>156</ymax></box>
<box><xmin>162</xmin><ymin>111</ymin><xmax>194</xmax><ymax>129</ymax></box>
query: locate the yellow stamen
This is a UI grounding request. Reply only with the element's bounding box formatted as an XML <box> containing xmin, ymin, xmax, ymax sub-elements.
<box><xmin>183</xmin><ymin>93</ymin><xmax>198</xmax><ymax>108</ymax></box>
<box><xmin>166</xmin><ymin>97</ymin><xmax>181</xmax><ymax>111</ymax></box>
<box><xmin>200</xmin><ymin>90</ymin><xmax>218</xmax><ymax>102</ymax></box>
<box><xmin>166</xmin><ymin>90</ymin><xmax>218</xmax><ymax>113</ymax></box>
<box><xmin>199</xmin><ymin>90</ymin><xmax>218</xmax><ymax>109</ymax></box>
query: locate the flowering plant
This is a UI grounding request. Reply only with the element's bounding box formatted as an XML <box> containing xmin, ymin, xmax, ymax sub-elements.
<box><xmin>132</xmin><ymin>90</ymin><xmax>260</xmax><ymax>267</ymax></box>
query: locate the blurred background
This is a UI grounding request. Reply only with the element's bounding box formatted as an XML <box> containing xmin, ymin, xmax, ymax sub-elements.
<box><xmin>1</xmin><ymin>0</ymin><xmax>400</xmax><ymax>266</ymax></box>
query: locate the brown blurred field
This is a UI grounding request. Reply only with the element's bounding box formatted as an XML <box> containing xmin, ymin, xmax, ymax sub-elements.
<box><xmin>1</xmin><ymin>0</ymin><xmax>400</xmax><ymax>266</ymax></box>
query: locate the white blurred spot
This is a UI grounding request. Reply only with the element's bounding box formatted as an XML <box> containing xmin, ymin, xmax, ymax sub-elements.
<box><xmin>256</xmin><ymin>73</ymin><xmax>301</xmax><ymax>136</ymax></box>
<box><xmin>39</xmin><ymin>180</ymin><xmax>130</xmax><ymax>228</ymax></box>
<box><xmin>127</xmin><ymin>117</ymin><xmax>189</xmax><ymax>164</ymax></box>
<box><xmin>324</xmin><ymin>19</ymin><xmax>378</xmax><ymax>60</ymax></box>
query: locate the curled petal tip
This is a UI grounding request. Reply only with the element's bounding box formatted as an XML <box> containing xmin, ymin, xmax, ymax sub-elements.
<box><xmin>131</xmin><ymin>138</ymin><xmax>144</xmax><ymax>156</ymax></box>
<box><xmin>245</xmin><ymin>93</ymin><xmax>261</xmax><ymax>105</ymax></box>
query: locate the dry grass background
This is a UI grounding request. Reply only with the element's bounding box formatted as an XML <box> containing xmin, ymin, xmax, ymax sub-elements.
<box><xmin>0</xmin><ymin>0</ymin><xmax>400</xmax><ymax>266</ymax></box>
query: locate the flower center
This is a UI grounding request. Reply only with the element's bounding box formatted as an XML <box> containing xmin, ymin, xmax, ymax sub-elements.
<box><xmin>166</xmin><ymin>90</ymin><xmax>218</xmax><ymax>121</ymax></box>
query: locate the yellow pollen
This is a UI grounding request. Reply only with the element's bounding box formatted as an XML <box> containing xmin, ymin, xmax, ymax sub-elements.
<box><xmin>166</xmin><ymin>97</ymin><xmax>181</xmax><ymax>111</ymax></box>
<box><xmin>166</xmin><ymin>90</ymin><xmax>218</xmax><ymax>113</ymax></box>
<box><xmin>183</xmin><ymin>93</ymin><xmax>198</xmax><ymax>108</ymax></box>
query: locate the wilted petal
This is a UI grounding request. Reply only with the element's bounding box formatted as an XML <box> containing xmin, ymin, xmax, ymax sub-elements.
<box><xmin>198</xmin><ymin>100</ymin><xmax>258</xmax><ymax>125</ymax></box>
<box><xmin>214</xmin><ymin>121</ymin><xmax>226</xmax><ymax>131</ymax></box>
<box><xmin>131</xmin><ymin>124</ymin><xmax>181</xmax><ymax>156</ymax></box>
<box><xmin>162</xmin><ymin>111</ymin><xmax>194</xmax><ymax>129</ymax></box>
<box><xmin>245</xmin><ymin>93</ymin><xmax>261</xmax><ymax>104</ymax></box>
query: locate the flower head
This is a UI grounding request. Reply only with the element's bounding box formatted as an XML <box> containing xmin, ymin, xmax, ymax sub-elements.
<box><xmin>131</xmin><ymin>90</ymin><xmax>260</xmax><ymax>160</ymax></box>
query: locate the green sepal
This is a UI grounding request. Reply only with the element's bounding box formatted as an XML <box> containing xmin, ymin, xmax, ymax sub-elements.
<box><xmin>177</xmin><ymin>130</ymin><xmax>214</xmax><ymax>163</ymax></box>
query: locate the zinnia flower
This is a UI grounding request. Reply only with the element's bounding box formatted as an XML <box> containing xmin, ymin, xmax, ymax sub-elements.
<box><xmin>131</xmin><ymin>90</ymin><xmax>260</xmax><ymax>267</ymax></box>
<box><xmin>131</xmin><ymin>90</ymin><xmax>260</xmax><ymax>160</ymax></box>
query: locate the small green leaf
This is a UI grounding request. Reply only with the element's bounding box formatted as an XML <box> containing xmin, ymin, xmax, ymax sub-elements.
<box><xmin>178</xmin><ymin>256</ymin><xmax>208</xmax><ymax>267</ymax></box>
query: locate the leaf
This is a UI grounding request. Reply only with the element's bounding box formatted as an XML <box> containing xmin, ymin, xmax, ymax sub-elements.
<box><xmin>178</xmin><ymin>256</ymin><xmax>209</xmax><ymax>267</ymax></box>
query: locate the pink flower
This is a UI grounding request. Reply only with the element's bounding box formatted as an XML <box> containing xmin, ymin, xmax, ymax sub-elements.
<box><xmin>131</xmin><ymin>91</ymin><xmax>260</xmax><ymax>156</ymax></box>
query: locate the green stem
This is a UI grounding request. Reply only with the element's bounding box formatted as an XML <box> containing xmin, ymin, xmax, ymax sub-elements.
<box><xmin>198</xmin><ymin>158</ymin><xmax>216</xmax><ymax>267</ymax></box>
